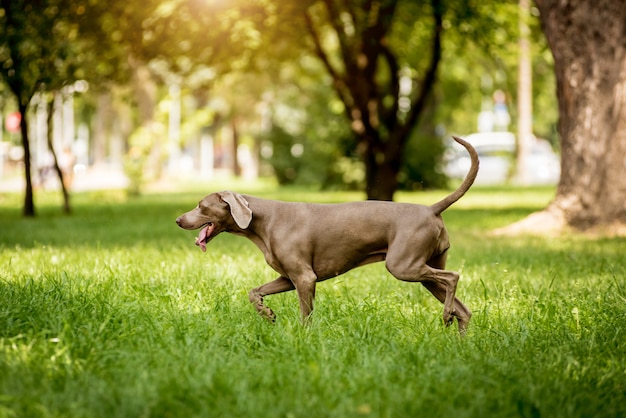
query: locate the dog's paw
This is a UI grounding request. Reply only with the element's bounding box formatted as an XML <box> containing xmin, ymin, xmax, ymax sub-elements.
<box><xmin>457</xmin><ymin>316</ymin><xmax>470</xmax><ymax>334</ymax></box>
<box><xmin>443</xmin><ymin>310</ymin><xmax>455</xmax><ymax>327</ymax></box>
<box><xmin>261</xmin><ymin>307</ymin><xmax>276</xmax><ymax>323</ymax></box>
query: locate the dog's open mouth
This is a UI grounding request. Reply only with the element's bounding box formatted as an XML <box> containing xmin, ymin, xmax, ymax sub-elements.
<box><xmin>195</xmin><ymin>222</ymin><xmax>215</xmax><ymax>252</ymax></box>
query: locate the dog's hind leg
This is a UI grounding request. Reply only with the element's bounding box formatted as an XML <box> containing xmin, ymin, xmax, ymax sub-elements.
<box><xmin>420</xmin><ymin>281</ymin><xmax>472</xmax><ymax>333</ymax></box>
<box><xmin>386</xmin><ymin>258</ymin><xmax>461</xmax><ymax>330</ymax></box>
<box><xmin>425</xmin><ymin>253</ymin><xmax>472</xmax><ymax>332</ymax></box>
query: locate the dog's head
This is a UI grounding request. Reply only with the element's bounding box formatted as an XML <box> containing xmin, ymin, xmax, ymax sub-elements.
<box><xmin>176</xmin><ymin>191</ymin><xmax>252</xmax><ymax>252</ymax></box>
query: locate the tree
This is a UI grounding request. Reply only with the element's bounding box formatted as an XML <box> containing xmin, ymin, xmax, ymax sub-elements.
<box><xmin>303</xmin><ymin>0</ymin><xmax>443</xmax><ymax>200</ymax></box>
<box><xmin>0</xmin><ymin>0</ymin><xmax>116</xmax><ymax>216</ymax></box>
<box><xmin>0</xmin><ymin>0</ymin><xmax>43</xmax><ymax>216</ymax></box>
<box><xmin>515</xmin><ymin>0</ymin><xmax>533</xmax><ymax>184</ymax></box>
<box><xmin>502</xmin><ymin>0</ymin><xmax>626</xmax><ymax>233</ymax></box>
<box><xmin>45</xmin><ymin>92</ymin><xmax>71</xmax><ymax>214</ymax></box>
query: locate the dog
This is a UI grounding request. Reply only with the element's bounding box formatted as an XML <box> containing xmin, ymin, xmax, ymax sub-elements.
<box><xmin>176</xmin><ymin>136</ymin><xmax>478</xmax><ymax>332</ymax></box>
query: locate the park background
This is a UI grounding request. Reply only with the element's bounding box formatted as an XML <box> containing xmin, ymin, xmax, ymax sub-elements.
<box><xmin>1</xmin><ymin>0</ymin><xmax>560</xmax><ymax>202</ymax></box>
<box><xmin>1</xmin><ymin>0</ymin><xmax>625</xmax><ymax>417</ymax></box>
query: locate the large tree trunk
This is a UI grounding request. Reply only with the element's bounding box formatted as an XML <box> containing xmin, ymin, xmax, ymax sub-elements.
<box><xmin>501</xmin><ymin>0</ymin><xmax>626</xmax><ymax>234</ymax></box>
<box><xmin>363</xmin><ymin>139</ymin><xmax>401</xmax><ymax>201</ymax></box>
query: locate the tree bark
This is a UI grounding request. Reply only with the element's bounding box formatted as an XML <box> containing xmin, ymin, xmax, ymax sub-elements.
<box><xmin>46</xmin><ymin>93</ymin><xmax>71</xmax><ymax>214</ymax></box>
<box><xmin>231</xmin><ymin>118</ymin><xmax>241</xmax><ymax>177</ymax></box>
<box><xmin>501</xmin><ymin>0</ymin><xmax>626</xmax><ymax>234</ymax></box>
<box><xmin>2</xmin><ymin>0</ymin><xmax>35</xmax><ymax>216</ymax></box>
<box><xmin>18</xmin><ymin>103</ymin><xmax>35</xmax><ymax>217</ymax></box>
<box><xmin>363</xmin><ymin>137</ymin><xmax>401</xmax><ymax>200</ymax></box>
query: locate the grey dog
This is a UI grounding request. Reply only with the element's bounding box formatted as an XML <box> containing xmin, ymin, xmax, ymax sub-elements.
<box><xmin>177</xmin><ymin>136</ymin><xmax>478</xmax><ymax>333</ymax></box>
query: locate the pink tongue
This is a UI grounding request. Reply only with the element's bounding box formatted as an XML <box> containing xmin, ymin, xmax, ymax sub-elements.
<box><xmin>195</xmin><ymin>224</ymin><xmax>214</xmax><ymax>252</ymax></box>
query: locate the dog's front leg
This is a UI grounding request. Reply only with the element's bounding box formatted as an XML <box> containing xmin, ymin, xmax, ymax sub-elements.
<box><xmin>249</xmin><ymin>276</ymin><xmax>295</xmax><ymax>322</ymax></box>
<box><xmin>294</xmin><ymin>277</ymin><xmax>317</xmax><ymax>323</ymax></box>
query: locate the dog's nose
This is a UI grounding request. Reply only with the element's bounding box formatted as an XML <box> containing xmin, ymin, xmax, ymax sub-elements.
<box><xmin>176</xmin><ymin>217</ymin><xmax>182</xmax><ymax>226</ymax></box>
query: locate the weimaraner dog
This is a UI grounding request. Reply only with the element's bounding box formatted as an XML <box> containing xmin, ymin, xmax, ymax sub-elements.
<box><xmin>177</xmin><ymin>136</ymin><xmax>478</xmax><ymax>332</ymax></box>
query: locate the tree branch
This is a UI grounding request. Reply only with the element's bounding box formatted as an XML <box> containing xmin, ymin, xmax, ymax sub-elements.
<box><xmin>303</xmin><ymin>9</ymin><xmax>354</xmax><ymax>120</ymax></box>
<box><xmin>323</xmin><ymin>0</ymin><xmax>356</xmax><ymax>75</ymax></box>
<box><xmin>401</xmin><ymin>0</ymin><xmax>442</xmax><ymax>138</ymax></box>
<box><xmin>380</xmin><ymin>41</ymin><xmax>400</xmax><ymax>131</ymax></box>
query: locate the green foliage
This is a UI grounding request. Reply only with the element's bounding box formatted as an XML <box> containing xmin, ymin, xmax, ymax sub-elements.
<box><xmin>258</xmin><ymin>56</ymin><xmax>355</xmax><ymax>189</ymax></box>
<box><xmin>399</xmin><ymin>130</ymin><xmax>448</xmax><ymax>190</ymax></box>
<box><xmin>124</xmin><ymin>123</ymin><xmax>163</xmax><ymax>196</ymax></box>
<box><xmin>262</xmin><ymin>119</ymin><xmax>360</xmax><ymax>189</ymax></box>
<box><xmin>255</xmin><ymin>0</ymin><xmax>557</xmax><ymax>192</ymax></box>
<box><xmin>262</xmin><ymin>123</ymin><xmax>300</xmax><ymax>185</ymax></box>
<box><xmin>0</xmin><ymin>0</ymin><xmax>126</xmax><ymax>100</ymax></box>
<box><xmin>0</xmin><ymin>185</ymin><xmax>625</xmax><ymax>417</ymax></box>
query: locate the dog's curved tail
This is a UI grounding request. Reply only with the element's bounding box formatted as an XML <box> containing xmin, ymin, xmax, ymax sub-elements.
<box><xmin>430</xmin><ymin>136</ymin><xmax>479</xmax><ymax>216</ymax></box>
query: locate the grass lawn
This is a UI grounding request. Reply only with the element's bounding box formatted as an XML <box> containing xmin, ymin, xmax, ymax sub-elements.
<box><xmin>1</xmin><ymin>182</ymin><xmax>624</xmax><ymax>418</ymax></box>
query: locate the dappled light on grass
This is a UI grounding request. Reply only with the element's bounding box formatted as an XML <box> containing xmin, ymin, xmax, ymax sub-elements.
<box><xmin>0</xmin><ymin>186</ymin><xmax>624</xmax><ymax>417</ymax></box>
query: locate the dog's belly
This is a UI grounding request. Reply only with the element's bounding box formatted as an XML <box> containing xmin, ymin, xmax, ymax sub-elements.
<box><xmin>313</xmin><ymin>250</ymin><xmax>387</xmax><ymax>281</ymax></box>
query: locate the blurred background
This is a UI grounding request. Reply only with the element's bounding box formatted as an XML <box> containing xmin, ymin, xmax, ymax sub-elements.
<box><xmin>0</xmin><ymin>0</ymin><xmax>558</xmax><ymax>201</ymax></box>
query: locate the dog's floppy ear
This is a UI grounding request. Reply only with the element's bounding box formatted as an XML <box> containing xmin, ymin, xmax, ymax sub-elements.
<box><xmin>219</xmin><ymin>191</ymin><xmax>252</xmax><ymax>229</ymax></box>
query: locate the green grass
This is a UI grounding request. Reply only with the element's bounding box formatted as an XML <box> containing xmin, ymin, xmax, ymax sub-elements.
<box><xmin>1</xmin><ymin>183</ymin><xmax>625</xmax><ymax>417</ymax></box>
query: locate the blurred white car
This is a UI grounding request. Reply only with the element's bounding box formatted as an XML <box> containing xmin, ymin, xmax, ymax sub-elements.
<box><xmin>442</xmin><ymin>132</ymin><xmax>560</xmax><ymax>185</ymax></box>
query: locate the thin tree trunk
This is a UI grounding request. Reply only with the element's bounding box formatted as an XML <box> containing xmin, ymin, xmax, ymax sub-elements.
<box><xmin>46</xmin><ymin>93</ymin><xmax>71</xmax><ymax>214</ymax></box>
<box><xmin>128</xmin><ymin>54</ymin><xmax>159</xmax><ymax>184</ymax></box>
<box><xmin>516</xmin><ymin>0</ymin><xmax>533</xmax><ymax>185</ymax></box>
<box><xmin>92</xmin><ymin>91</ymin><xmax>112</xmax><ymax>165</ymax></box>
<box><xmin>231</xmin><ymin>119</ymin><xmax>241</xmax><ymax>177</ymax></box>
<box><xmin>18</xmin><ymin>102</ymin><xmax>35</xmax><ymax>217</ymax></box>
